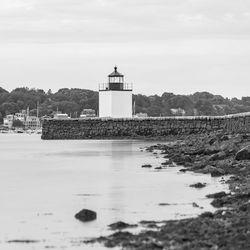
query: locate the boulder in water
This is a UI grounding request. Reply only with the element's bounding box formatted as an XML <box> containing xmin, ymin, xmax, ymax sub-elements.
<box><xmin>190</xmin><ymin>182</ymin><xmax>206</xmax><ymax>188</ymax></box>
<box><xmin>75</xmin><ymin>209</ymin><xmax>97</xmax><ymax>222</ymax></box>
<box><xmin>141</xmin><ymin>164</ymin><xmax>152</xmax><ymax>168</ymax></box>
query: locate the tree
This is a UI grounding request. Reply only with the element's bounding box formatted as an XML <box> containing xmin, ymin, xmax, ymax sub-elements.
<box><xmin>0</xmin><ymin>113</ymin><xmax>3</xmax><ymax>124</ymax></box>
<box><xmin>52</xmin><ymin>101</ymin><xmax>80</xmax><ymax>115</ymax></box>
<box><xmin>0</xmin><ymin>86</ymin><xmax>250</xmax><ymax>118</ymax></box>
<box><xmin>194</xmin><ymin>100</ymin><xmax>214</xmax><ymax>116</ymax></box>
<box><xmin>12</xmin><ymin>119</ymin><xmax>24</xmax><ymax>128</ymax></box>
<box><xmin>0</xmin><ymin>87</ymin><xmax>8</xmax><ymax>94</ymax></box>
<box><xmin>1</xmin><ymin>102</ymin><xmax>19</xmax><ymax>115</ymax></box>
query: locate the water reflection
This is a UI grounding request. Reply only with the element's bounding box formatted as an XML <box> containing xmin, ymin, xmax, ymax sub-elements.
<box><xmin>0</xmin><ymin>135</ymin><xmax>228</xmax><ymax>250</ymax></box>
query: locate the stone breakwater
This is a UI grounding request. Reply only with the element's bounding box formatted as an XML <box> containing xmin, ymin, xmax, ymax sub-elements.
<box><xmin>42</xmin><ymin>112</ymin><xmax>250</xmax><ymax>140</ymax></box>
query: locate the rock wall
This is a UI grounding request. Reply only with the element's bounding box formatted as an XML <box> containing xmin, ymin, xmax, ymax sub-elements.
<box><xmin>41</xmin><ymin>113</ymin><xmax>250</xmax><ymax>140</ymax></box>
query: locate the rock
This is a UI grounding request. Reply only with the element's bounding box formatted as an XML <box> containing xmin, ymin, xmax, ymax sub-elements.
<box><xmin>168</xmin><ymin>164</ymin><xmax>176</xmax><ymax>167</ymax></box>
<box><xmin>103</xmin><ymin>231</ymin><xmax>134</xmax><ymax>248</ymax></box>
<box><xmin>161</xmin><ymin>160</ymin><xmax>172</xmax><ymax>165</ymax></box>
<box><xmin>215</xmin><ymin>159</ymin><xmax>232</xmax><ymax>168</ymax></box>
<box><xmin>7</xmin><ymin>240</ymin><xmax>39</xmax><ymax>244</ymax></box>
<box><xmin>141</xmin><ymin>164</ymin><xmax>152</xmax><ymax>168</ymax></box>
<box><xmin>210</xmin><ymin>167</ymin><xmax>225</xmax><ymax>177</ymax></box>
<box><xmin>190</xmin><ymin>161</ymin><xmax>207</xmax><ymax>171</ymax></box>
<box><xmin>236</xmin><ymin>192</ymin><xmax>250</xmax><ymax>200</ymax></box>
<box><xmin>235</xmin><ymin>145</ymin><xmax>250</xmax><ymax>160</ymax></box>
<box><xmin>171</xmin><ymin>154</ymin><xmax>192</xmax><ymax>165</ymax></box>
<box><xmin>188</xmin><ymin>149</ymin><xmax>205</xmax><ymax>155</ymax></box>
<box><xmin>232</xmin><ymin>134</ymin><xmax>244</xmax><ymax>144</ymax></box>
<box><xmin>108</xmin><ymin>221</ymin><xmax>137</xmax><ymax>230</ymax></box>
<box><xmin>202</xmin><ymin>165</ymin><xmax>225</xmax><ymax>177</ymax></box>
<box><xmin>239</xmin><ymin>203</ymin><xmax>250</xmax><ymax>212</ymax></box>
<box><xmin>179</xmin><ymin>168</ymin><xmax>187</xmax><ymax>172</ymax></box>
<box><xmin>209</xmin><ymin>137</ymin><xmax>217</xmax><ymax>145</ymax></box>
<box><xmin>204</xmin><ymin>146</ymin><xmax>220</xmax><ymax>155</ymax></box>
<box><xmin>183</xmin><ymin>162</ymin><xmax>193</xmax><ymax>167</ymax></box>
<box><xmin>219</xmin><ymin>141</ymin><xmax>238</xmax><ymax>155</ymax></box>
<box><xmin>189</xmin><ymin>182</ymin><xmax>206</xmax><ymax>188</ymax></box>
<box><xmin>211</xmin><ymin>198</ymin><xmax>225</xmax><ymax>208</ymax></box>
<box><xmin>159</xmin><ymin>203</ymin><xmax>178</xmax><ymax>206</ymax></box>
<box><xmin>159</xmin><ymin>203</ymin><xmax>171</xmax><ymax>206</ymax></box>
<box><xmin>220</xmin><ymin>135</ymin><xmax>229</xmax><ymax>141</ymax></box>
<box><xmin>208</xmin><ymin>152</ymin><xmax>227</xmax><ymax>161</ymax></box>
<box><xmin>199</xmin><ymin>211</ymin><xmax>214</xmax><ymax>218</ymax></box>
<box><xmin>75</xmin><ymin>209</ymin><xmax>97</xmax><ymax>222</ymax></box>
<box><xmin>206</xmin><ymin>191</ymin><xmax>227</xmax><ymax>199</ymax></box>
<box><xmin>183</xmin><ymin>155</ymin><xmax>193</xmax><ymax>163</ymax></box>
<box><xmin>155</xmin><ymin>166</ymin><xmax>162</xmax><ymax>170</ymax></box>
<box><xmin>192</xmin><ymin>202</ymin><xmax>199</xmax><ymax>208</ymax></box>
<box><xmin>201</xmin><ymin>165</ymin><xmax>217</xmax><ymax>173</ymax></box>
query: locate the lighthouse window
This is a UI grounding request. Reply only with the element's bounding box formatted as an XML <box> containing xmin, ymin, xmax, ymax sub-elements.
<box><xmin>109</xmin><ymin>76</ymin><xmax>123</xmax><ymax>83</ymax></box>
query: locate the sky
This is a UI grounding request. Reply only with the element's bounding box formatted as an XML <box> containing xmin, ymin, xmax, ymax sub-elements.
<box><xmin>0</xmin><ymin>0</ymin><xmax>250</xmax><ymax>98</ymax></box>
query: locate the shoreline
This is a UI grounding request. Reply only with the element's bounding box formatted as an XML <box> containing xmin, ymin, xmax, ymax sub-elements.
<box><xmin>87</xmin><ymin>132</ymin><xmax>250</xmax><ymax>249</ymax></box>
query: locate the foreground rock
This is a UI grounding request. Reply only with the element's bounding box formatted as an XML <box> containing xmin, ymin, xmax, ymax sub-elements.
<box><xmin>108</xmin><ymin>221</ymin><xmax>137</xmax><ymax>230</ymax></box>
<box><xmin>189</xmin><ymin>182</ymin><xmax>206</xmax><ymax>188</ymax></box>
<box><xmin>235</xmin><ymin>145</ymin><xmax>250</xmax><ymax>160</ymax></box>
<box><xmin>7</xmin><ymin>240</ymin><xmax>39</xmax><ymax>244</ymax></box>
<box><xmin>75</xmin><ymin>209</ymin><xmax>97</xmax><ymax>222</ymax></box>
<box><xmin>141</xmin><ymin>164</ymin><xmax>152</xmax><ymax>168</ymax></box>
<box><xmin>206</xmin><ymin>191</ymin><xmax>227</xmax><ymax>199</ymax></box>
<box><xmin>86</xmin><ymin>133</ymin><xmax>250</xmax><ymax>249</ymax></box>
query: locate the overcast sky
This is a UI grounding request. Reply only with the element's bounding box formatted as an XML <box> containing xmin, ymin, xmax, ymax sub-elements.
<box><xmin>0</xmin><ymin>0</ymin><xmax>250</xmax><ymax>98</ymax></box>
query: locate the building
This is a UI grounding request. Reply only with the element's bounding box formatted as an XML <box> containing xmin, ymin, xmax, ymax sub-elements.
<box><xmin>15</xmin><ymin>113</ymin><xmax>26</xmax><ymax>123</ymax></box>
<box><xmin>25</xmin><ymin>116</ymin><xmax>40</xmax><ymax>130</ymax></box>
<box><xmin>171</xmin><ymin>108</ymin><xmax>186</xmax><ymax>116</ymax></box>
<box><xmin>3</xmin><ymin>115</ymin><xmax>14</xmax><ymax>128</ymax></box>
<box><xmin>3</xmin><ymin>107</ymin><xmax>42</xmax><ymax>130</ymax></box>
<box><xmin>53</xmin><ymin>113</ymin><xmax>70</xmax><ymax>120</ymax></box>
<box><xmin>99</xmin><ymin>66</ymin><xmax>133</xmax><ymax>118</ymax></box>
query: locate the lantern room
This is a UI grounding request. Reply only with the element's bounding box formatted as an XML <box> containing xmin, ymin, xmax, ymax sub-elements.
<box><xmin>109</xmin><ymin>66</ymin><xmax>124</xmax><ymax>82</ymax></box>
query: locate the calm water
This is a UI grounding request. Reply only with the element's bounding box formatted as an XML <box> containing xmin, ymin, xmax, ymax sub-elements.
<box><xmin>0</xmin><ymin>134</ymin><xmax>228</xmax><ymax>250</ymax></box>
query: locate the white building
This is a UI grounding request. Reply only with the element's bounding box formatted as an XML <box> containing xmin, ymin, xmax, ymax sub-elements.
<box><xmin>53</xmin><ymin>113</ymin><xmax>70</xmax><ymax>120</ymax></box>
<box><xmin>25</xmin><ymin>116</ymin><xmax>40</xmax><ymax>130</ymax></box>
<box><xmin>15</xmin><ymin>113</ymin><xmax>26</xmax><ymax>123</ymax></box>
<box><xmin>3</xmin><ymin>115</ymin><xmax>14</xmax><ymax>128</ymax></box>
<box><xmin>171</xmin><ymin>108</ymin><xmax>186</xmax><ymax>116</ymax></box>
<box><xmin>99</xmin><ymin>66</ymin><xmax>133</xmax><ymax>118</ymax></box>
<box><xmin>3</xmin><ymin>108</ymin><xmax>41</xmax><ymax>130</ymax></box>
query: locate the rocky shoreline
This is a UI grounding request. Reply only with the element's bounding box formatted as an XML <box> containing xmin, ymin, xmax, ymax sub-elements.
<box><xmin>86</xmin><ymin>132</ymin><xmax>250</xmax><ymax>250</ymax></box>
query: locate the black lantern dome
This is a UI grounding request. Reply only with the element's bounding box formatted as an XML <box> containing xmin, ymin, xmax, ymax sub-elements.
<box><xmin>99</xmin><ymin>66</ymin><xmax>132</xmax><ymax>91</ymax></box>
<box><xmin>108</xmin><ymin>66</ymin><xmax>124</xmax><ymax>77</ymax></box>
<box><xmin>108</xmin><ymin>66</ymin><xmax>124</xmax><ymax>90</ymax></box>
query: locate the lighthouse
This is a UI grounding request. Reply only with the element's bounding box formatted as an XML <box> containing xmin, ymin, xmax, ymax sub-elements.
<box><xmin>99</xmin><ymin>66</ymin><xmax>133</xmax><ymax>118</ymax></box>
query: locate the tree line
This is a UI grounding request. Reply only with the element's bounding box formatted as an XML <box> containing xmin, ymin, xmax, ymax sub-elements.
<box><xmin>1</xmin><ymin>86</ymin><xmax>250</xmax><ymax>122</ymax></box>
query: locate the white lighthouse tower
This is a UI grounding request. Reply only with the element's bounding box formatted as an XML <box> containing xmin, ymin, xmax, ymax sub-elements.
<box><xmin>99</xmin><ymin>66</ymin><xmax>133</xmax><ymax>118</ymax></box>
